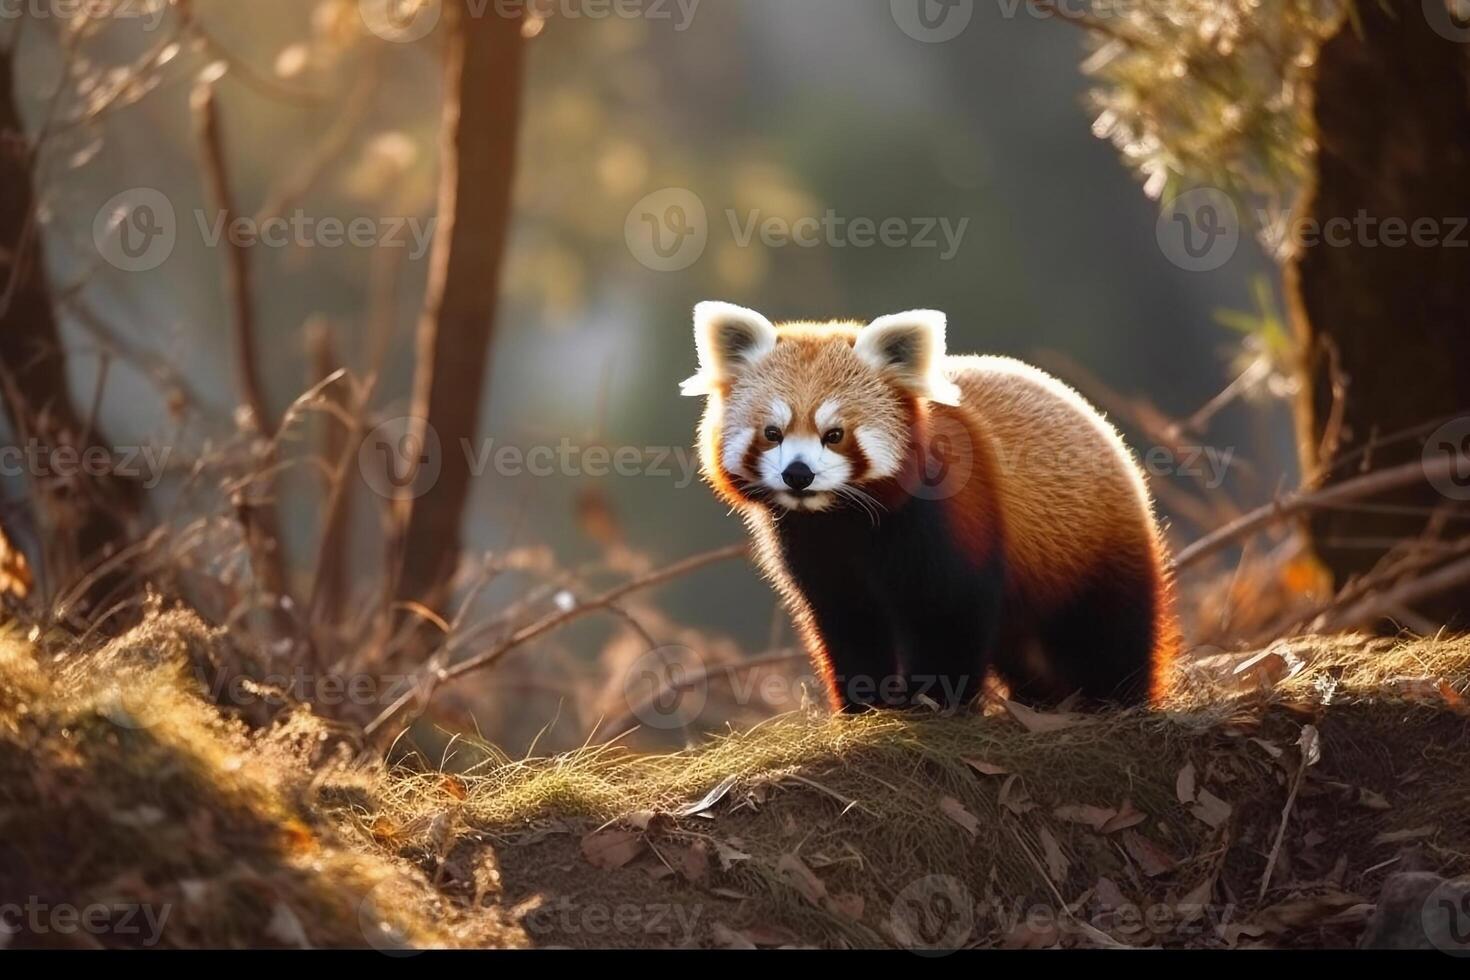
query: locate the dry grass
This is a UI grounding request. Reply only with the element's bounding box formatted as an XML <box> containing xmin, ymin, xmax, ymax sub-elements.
<box><xmin>3</xmin><ymin>609</ymin><xmax>1467</xmax><ymax>949</ymax></box>
<box><xmin>0</xmin><ymin>611</ymin><xmax>524</xmax><ymax>950</ymax></box>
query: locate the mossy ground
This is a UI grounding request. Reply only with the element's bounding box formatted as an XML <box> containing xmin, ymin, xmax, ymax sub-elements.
<box><xmin>2</xmin><ymin>612</ymin><xmax>1466</xmax><ymax>949</ymax></box>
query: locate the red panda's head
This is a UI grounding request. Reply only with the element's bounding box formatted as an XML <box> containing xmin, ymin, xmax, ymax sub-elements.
<box><xmin>682</xmin><ymin>302</ymin><xmax>961</xmax><ymax>514</ymax></box>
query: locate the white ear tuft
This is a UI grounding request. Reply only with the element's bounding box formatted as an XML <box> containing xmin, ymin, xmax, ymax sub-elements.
<box><xmin>855</xmin><ymin>310</ymin><xmax>961</xmax><ymax>406</ymax></box>
<box><xmin>681</xmin><ymin>301</ymin><xmax>779</xmax><ymax>397</ymax></box>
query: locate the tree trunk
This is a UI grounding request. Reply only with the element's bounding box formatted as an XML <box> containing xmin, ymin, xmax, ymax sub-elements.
<box><xmin>1286</xmin><ymin>0</ymin><xmax>1470</xmax><ymax>624</ymax></box>
<box><xmin>392</xmin><ymin>2</ymin><xmax>526</xmax><ymax>610</ymax></box>
<box><xmin>0</xmin><ymin>45</ymin><xmax>137</xmax><ymax>611</ymax></box>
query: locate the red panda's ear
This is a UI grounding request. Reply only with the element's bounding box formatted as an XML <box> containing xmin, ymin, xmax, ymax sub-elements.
<box><xmin>856</xmin><ymin>310</ymin><xmax>962</xmax><ymax>406</ymax></box>
<box><xmin>681</xmin><ymin>301</ymin><xmax>779</xmax><ymax>397</ymax></box>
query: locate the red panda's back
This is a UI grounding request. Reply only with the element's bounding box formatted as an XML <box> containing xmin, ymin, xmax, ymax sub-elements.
<box><xmin>942</xmin><ymin>355</ymin><xmax>1167</xmax><ymax>607</ymax></box>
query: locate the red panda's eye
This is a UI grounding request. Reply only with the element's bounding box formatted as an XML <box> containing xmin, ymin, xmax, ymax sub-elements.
<box><xmin>823</xmin><ymin>428</ymin><xmax>845</xmax><ymax>446</ymax></box>
<box><xmin>764</xmin><ymin>426</ymin><xmax>783</xmax><ymax>443</ymax></box>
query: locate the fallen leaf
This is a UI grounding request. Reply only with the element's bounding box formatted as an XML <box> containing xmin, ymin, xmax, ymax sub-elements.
<box><xmin>670</xmin><ymin>840</ymin><xmax>710</xmax><ymax>883</ymax></box>
<box><xmin>964</xmin><ymin>758</ymin><xmax>1009</xmax><ymax>777</ymax></box>
<box><xmin>999</xmin><ymin>775</ymin><xmax>1036</xmax><ymax>815</ymax></box>
<box><xmin>1121</xmin><ymin>830</ymin><xmax>1178</xmax><ymax>877</ymax></box>
<box><xmin>940</xmin><ymin>796</ymin><xmax>980</xmax><ymax>838</ymax></box>
<box><xmin>1372</xmin><ymin>825</ymin><xmax>1437</xmax><ymax>845</ymax></box>
<box><xmin>580</xmin><ymin>828</ymin><xmax>645</xmax><ymax>870</ymax></box>
<box><xmin>1190</xmin><ymin>790</ymin><xmax>1232</xmax><ymax>829</ymax></box>
<box><xmin>674</xmin><ymin>775</ymin><xmax>739</xmax><ymax>818</ymax></box>
<box><xmin>1094</xmin><ymin>876</ymin><xmax>1127</xmax><ymax>909</ymax></box>
<box><xmin>1252</xmin><ymin>892</ymin><xmax>1362</xmax><ymax>934</ymax></box>
<box><xmin>1175</xmin><ymin>762</ymin><xmax>1197</xmax><ymax>804</ymax></box>
<box><xmin>623</xmin><ymin>811</ymin><xmax>658</xmax><ymax>834</ymax></box>
<box><xmin>1004</xmin><ymin>700</ymin><xmax>1086</xmax><ymax>733</ymax></box>
<box><xmin>1298</xmin><ymin>724</ymin><xmax>1322</xmax><ymax>767</ymax></box>
<box><xmin>714</xmin><ymin>840</ymin><xmax>752</xmax><ymax>871</ymax></box>
<box><xmin>1232</xmin><ymin>648</ymin><xmax>1295</xmax><ymax>689</ymax></box>
<box><xmin>1248</xmin><ymin>738</ymin><xmax>1284</xmax><ymax>760</ymax></box>
<box><xmin>1053</xmin><ymin>804</ymin><xmax>1115</xmax><ymax>831</ymax></box>
<box><xmin>711</xmin><ymin>922</ymin><xmax>756</xmax><ymax>949</ymax></box>
<box><xmin>1356</xmin><ymin>788</ymin><xmax>1391</xmax><ymax>810</ymax></box>
<box><xmin>1175</xmin><ymin>878</ymin><xmax>1214</xmax><ymax>923</ymax></box>
<box><xmin>776</xmin><ymin>854</ymin><xmax>828</xmax><ymax>907</ymax></box>
<box><xmin>1038</xmin><ymin>827</ymin><xmax>1069</xmax><ymax>883</ymax></box>
<box><xmin>1099</xmin><ymin>799</ymin><xmax>1147</xmax><ymax>834</ymax></box>
<box><xmin>266</xmin><ymin>903</ymin><xmax>312</xmax><ymax>949</ymax></box>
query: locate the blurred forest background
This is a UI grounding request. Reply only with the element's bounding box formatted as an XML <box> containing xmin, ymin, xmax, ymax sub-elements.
<box><xmin>3</xmin><ymin>0</ymin><xmax>1467</xmax><ymax>757</ymax></box>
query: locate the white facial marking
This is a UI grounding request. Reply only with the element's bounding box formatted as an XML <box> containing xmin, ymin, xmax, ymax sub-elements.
<box><xmin>770</xmin><ymin>399</ymin><xmax>792</xmax><ymax>428</ymax></box>
<box><xmin>721</xmin><ymin>427</ymin><xmax>755</xmax><ymax>478</ymax></box>
<box><xmin>758</xmin><ymin>432</ymin><xmax>855</xmax><ymax>506</ymax></box>
<box><xmin>814</xmin><ymin>399</ymin><xmax>841</xmax><ymax>431</ymax></box>
<box><xmin>856</xmin><ymin>426</ymin><xmax>901</xmax><ymax>479</ymax></box>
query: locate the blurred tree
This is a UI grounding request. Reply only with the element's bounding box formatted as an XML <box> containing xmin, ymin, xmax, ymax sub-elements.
<box><xmin>1286</xmin><ymin>1</ymin><xmax>1470</xmax><ymax>623</ymax></box>
<box><xmin>393</xmin><ymin>0</ymin><xmax>528</xmax><ymax>611</ymax></box>
<box><xmin>0</xmin><ymin>41</ymin><xmax>138</xmax><ymax>610</ymax></box>
<box><xmin>1089</xmin><ymin>0</ymin><xmax>1470</xmax><ymax>623</ymax></box>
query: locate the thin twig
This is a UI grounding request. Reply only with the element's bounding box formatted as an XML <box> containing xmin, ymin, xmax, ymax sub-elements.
<box><xmin>364</xmin><ymin>543</ymin><xmax>750</xmax><ymax>735</ymax></box>
<box><xmin>1174</xmin><ymin>455</ymin><xmax>1470</xmax><ymax>571</ymax></box>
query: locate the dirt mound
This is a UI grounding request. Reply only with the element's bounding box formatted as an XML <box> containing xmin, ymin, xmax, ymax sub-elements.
<box><xmin>3</xmin><ymin>611</ymin><xmax>1467</xmax><ymax>949</ymax></box>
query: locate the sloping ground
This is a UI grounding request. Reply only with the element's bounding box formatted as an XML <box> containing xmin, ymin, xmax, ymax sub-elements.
<box><xmin>2</xmin><ymin>612</ymin><xmax>1467</xmax><ymax>949</ymax></box>
<box><xmin>0</xmin><ymin>614</ymin><xmax>524</xmax><ymax>950</ymax></box>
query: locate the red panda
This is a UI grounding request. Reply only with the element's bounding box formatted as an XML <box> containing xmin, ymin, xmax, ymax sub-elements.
<box><xmin>682</xmin><ymin>302</ymin><xmax>1179</xmax><ymax>712</ymax></box>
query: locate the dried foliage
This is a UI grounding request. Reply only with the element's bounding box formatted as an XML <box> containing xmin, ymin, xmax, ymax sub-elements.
<box><xmin>1085</xmin><ymin>0</ymin><xmax>1343</xmax><ymax>238</ymax></box>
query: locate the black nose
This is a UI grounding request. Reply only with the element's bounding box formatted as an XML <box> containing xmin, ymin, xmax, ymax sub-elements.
<box><xmin>782</xmin><ymin>461</ymin><xmax>815</xmax><ymax>491</ymax></box>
